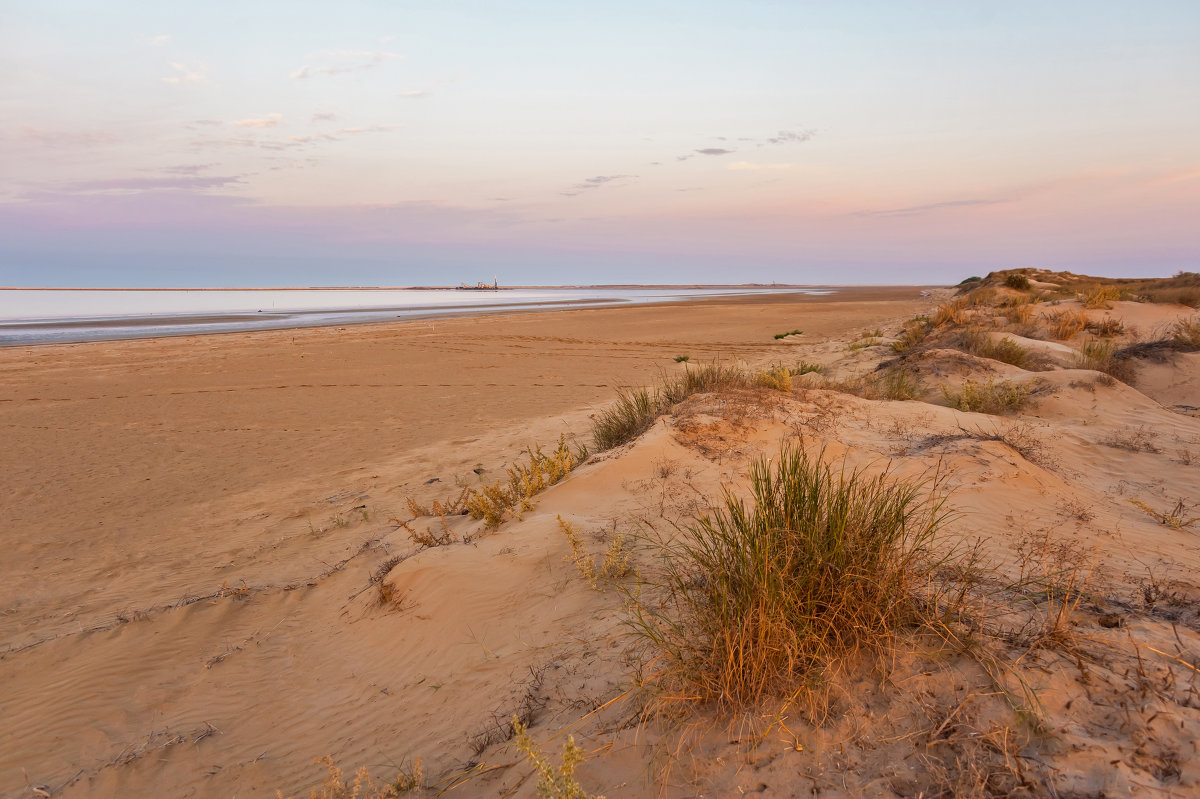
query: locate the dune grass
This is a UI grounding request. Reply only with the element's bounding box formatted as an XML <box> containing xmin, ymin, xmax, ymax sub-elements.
<box><xmin>942</xmin><ymin>379</ymin><xmax>1031</xmax><ymax>415</ymax></box>
<box><xmin>629</xmin><ymin>444</ymin><xmax>950</xmax><ymax>712</ymax></box>
<box><xmin>774</xmin><ymin>329</ymin><xmax>803</xmax><ymax>339</ymax></box>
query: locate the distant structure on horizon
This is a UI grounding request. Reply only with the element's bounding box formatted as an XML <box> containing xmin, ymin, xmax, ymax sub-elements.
<box><xmin>455</xmin><ymin>277</ymin><xmax>499</xmax><ymax>291</ymax></box>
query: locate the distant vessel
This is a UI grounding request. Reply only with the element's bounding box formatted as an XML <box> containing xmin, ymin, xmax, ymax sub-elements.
<box><xmin>455</xmin><ymin>277</ymin><xmax>499</xmax><ymax>291</ymax></box>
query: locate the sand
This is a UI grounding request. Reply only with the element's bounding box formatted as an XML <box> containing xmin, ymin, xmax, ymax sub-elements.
<box><xmin>4</xmin><ymin>283</ymin><xmax>1199</xmax><ymax>798</ymax></box>
<box><xmin>2</xmin><ymin>287</ymin><xmax>932</xmax><ymax>797</ymax></box>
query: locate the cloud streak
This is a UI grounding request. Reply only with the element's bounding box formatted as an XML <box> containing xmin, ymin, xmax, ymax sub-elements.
<box><xmin>561</xmin><ymin>174</ymin><xmax>636</xmax><ymax>197</ymax></box>
<box><xmin>162</xmin><ymin>62</ymin><xmax>207</xmax><ymax>84</ymax></box>
<box><xmin>232</xmin><ymin>113</ymin><xmax>283</xmax><ymax>128</ymax></box>
<box><xmin>290</xmin><ymin>49</ymin><xmax>402</xmax><ymax>79</ymax></box>
<box><xmin>854</xmin><ymin>199</ymin><xmax>1006</xmax><ymax>218</ymax></box>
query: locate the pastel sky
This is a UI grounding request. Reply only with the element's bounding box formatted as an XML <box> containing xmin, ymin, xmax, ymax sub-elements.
<box><xmin>2</xmin><ymin>0</ymin><xmax>1197</xmax><ymax>287</ymax></box>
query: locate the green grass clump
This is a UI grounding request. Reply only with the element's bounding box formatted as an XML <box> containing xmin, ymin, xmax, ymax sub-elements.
<box><xmin>774</xmin><ymin>329</ymin><xmax>803</xmax><ymax>340</ymax></box>
<box><xmin>942</xmin><ymin>379</ymin><xmax>1031</xmax><ymax>415</ymax></box>
<box><xmin>880</xmin><ymin>367</ymin><xmax>920</xmax><ymax>400</ymax></box>
<box><xmin>659</xmin><ymin>361</ymin><xmax>749</xmax><ymax>405</ymax></box>
<box><xmin>591</xmin><ymin>388</ymin><xmax>659</xmax><ymax>451</ymax></box>
<box><xmin>791</xmin><ymin>361</ymin><xmax>824</xmax><ymax>375</ymax></box>
<box><xmin>629</xmin><ymin>444</ymin><xmax>948</xmax><ymax>711</ymax></box>
<box><xmin>673</xmin><ymin>354</ymin><xmax>690</xmax><ymax>363</ymax></box>
<box><xmin>891</xmin><ymin>316</ymin><xmax>932</xmax><ymax>354</ymax></box>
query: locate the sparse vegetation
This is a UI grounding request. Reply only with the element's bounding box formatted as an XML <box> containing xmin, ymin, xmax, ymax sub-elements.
<box><xmin>558</xmin><ymin>515</ymin><xmax>632</xmax><ymax>590</ymax></box>
<box><xmin>1004</xmin><ymin>273</ymin><xmax>1031</xmax><ymax>291</ymax></box>
<box><xmin>942</xmin><ymin>379</ymin><xmax>1031</xmax><ymax>415</ymax></box>
<box><xmin>673</xmin><ymin>354</ymin><xmax>690</xmax><ymax>363</ymax></box>
<box><xmin>1075</xmin><ymin>339</ymin><xmax>1135</xmax><ymax>383</ymax></box>
<box><xmin>465</xmin><ymin>436</ymin><xmax>585</xmax><ymax>529</ymax></box>
<box><xmin>754</xmin><ymin>365</ymin><xmax>792</xmax><ymax>392</ymax></box>
<box><xmin>591</xmin><ymin>388</ymin><xmax>658</xmax><ymax>451</ymax></box>
<box><xmin>880</xmin><ymin>366</ymin><xmax>919</xmax><ymax>400</ymax></box>
<box><xmin>513</xmin><ymin>720</ymin><xmax>603</xmax><ymax>799</ymax></box>
<box><xmin>1127</xmin><ymin>499</ymin><xmax>1199</xmax><ymax>530</ymax></box>
<box><xmin>1049</xmin><ymin>309</ymin><xmax>1088</xmax><ymax>340</ymax></box>
<box><xmin>1083</xmin><ymin>285</ymin><xmax>1123</xmax><ymax>309</ymax></box>
<box><xmin>629</xmin><ymin>444</ymin><xmax>949</xmax><ymax>711</ymax></box>
<box><xmin>279</xmin><ymin>756</ymin><xmax>424</xmax><ymax>799</ymax></box>
<box><xmin>1101</xmin><ymin>426</ymin><xmax>1160</xmax><ymax>453</ymax></box>
<box><xmin>774</xmin><ymin>329</ymin><xmax>803</xmax><ymax>339</ymax></box>
<box><xmin>791</xmin><ymin>360</ymin><xmax>823</xmax><ymax>375</ymax></box>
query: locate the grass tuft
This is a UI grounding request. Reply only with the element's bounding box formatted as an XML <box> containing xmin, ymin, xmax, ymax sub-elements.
<box><xmin>278</xmin><ymin>756</ymin><xmax>424</xmax><ymax>799</ymax></box>
<box><xmin>673</xmin><ymin>354</ymin><xmax>690</xmax><ymax>363</ymax></box>
<box><xmin>754</xmin><ymin>366</ymin><xmax>793</xmax><ymax>392</ymax></box>
<box><xmin>591</xmin><ymin>388</ymin><xmax>659</xmax><ymax>451</ymax></box>
<box><xmin>942</xmin><ymin>379</ymin><xmax>1031</xmax><ymax>415</ymax></box>
<box><xmin>1004</xmin><ymin>273</ymin><xmax>1031</xmax><ymax>291</ymax></box>
<box><xmin>774</xmin><ymin>329</ymin><xmax>803</xmax><ymax>340</ymax></box>
<box><xmin>629</xmin><ymin>444</ymin><xmax>949</xmax><ymax>711</ymax></box>
<box><xmin>559</xmin><ymin>516</ymin><xmax>632</xmax><ymax>590</ymax></box>
<box><xmin>1048</xmin><ymin>309</ymin><xmax>1087</xmax><ymax>340</ymax></box>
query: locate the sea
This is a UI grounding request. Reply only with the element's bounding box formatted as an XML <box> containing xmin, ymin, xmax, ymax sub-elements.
<box><xmin>0</xmin><ymin>287</ymin><xmax>832</xmax><ymax>347</ymax></box>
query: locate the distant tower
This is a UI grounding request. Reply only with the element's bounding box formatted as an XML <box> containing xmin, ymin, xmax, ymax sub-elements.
<box><xmin>493</xmin><ymin>276</ymin><xmax>498</xmax><ymax>289</ymax></box>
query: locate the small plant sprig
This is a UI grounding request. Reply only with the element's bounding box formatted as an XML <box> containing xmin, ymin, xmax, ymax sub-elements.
<box><xmin>513</xmin><ymin>719</ymin><xmax>604</xmax><ymax>799</ymax></box>
<box><xmin>774</xmin><ymin>329</ymin><xmax>802</xmax><ymax>340</ymax></box>
<box><xmin>558</xmin><ymin>516</ymin><xmax>632</xmax><ymax>590</ymax></box>
<box><xmin>1127</xmin><ymin>498</ymin><xmax>1199</xmax><ymax>530</ymax></box>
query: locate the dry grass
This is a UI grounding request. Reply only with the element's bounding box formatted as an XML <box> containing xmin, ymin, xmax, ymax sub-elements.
<box><xmin>512</xmin><ymin>720</ymin><xmax>603</xmax><ymax>799</ymax></box>
<box><xmin>629</xmin><ymin>444</ymin><xmax>949</xmax><ymax>712</ymax></box>
<box><xmin>558</xmin><ymin>515</ymin><xmax>632</xmax><ymax>590</ymax></box>
<box><xmin>1127</xmin><ymin>499</ymin><xmax>1200</xmax><ymax>530</ymax></box>
<box><xmin>1075</xmin><ymin>339</ymin><xmax>1136</xmax><ymax>383</ymax></box>
<box><xmin>1083</xmin><ymin>285</ymin><xmax>1124</xmax><ymax>309</ymax></box>
<box><xmin>942</xmin><ymin>379</ymin><xmax>1031</xmax><ymax>415</ymax></box>
<box><xmin>465</xmin><ymin>436</ymin><xmax>584</xmax><ymax>529</ymax></box>
<box><xmin>279</xmin><ymin>756</ymin><xmax>424</xmax><ymax>798</ymax></box>
<box><xmin>1048</xmin><ymin>309</ymin><xmax>1088</xmax><ymax>340</ymax></box>
<box><xmin>934</xmin><ymin>299</ymin><xmax>969</xmax><ymax>327</ymax></box>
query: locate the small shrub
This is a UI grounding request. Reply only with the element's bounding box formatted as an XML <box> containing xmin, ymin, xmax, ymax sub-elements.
<box><xmin>628</xmin><ymin>444</ymin><xmax>949</xmax><ymax>710</ymax></box>
<box><xmin>559</xmin><ymin>516</ymin><xmax>632</xmax><ymax>590</ymax></box>
<box><xmin>513</xmin><ymin>720</ymin><xmax>603</xmax><ymax>799</ymax></box>
<box><xmin>774</xmin><ymin>329</ymin><xmax>803</xmax><ymax>340</ymax></box>
<box><xmin>1101</xmin><ymin>426</ymin><xmax>1160</xmax><ymax>453</ymax></box>
<box><xmin>943</xmin><ymin>379</ymin><xmax>1031</xmax><ymax>415</ymax></box>
<box><xmin>466</xmin><ymin>436</ymin><xmax>584</xmax><ymax>528</ymax></box>
<box><xmin>754</xmin><ymin>366</ymin><xmax>793</xmax><ymax>392</ymax></box>
<box><xmin>847</xmin><ymin>337</ymin><xmax>880</xmax><ymax>351</ymax></box>
<box><xmin>958</xmin><ymin>276</ymin><xmax>983</xmax><ymax>286</ymax></box>
<box><xmin>790</xmin><ymin>361</ymin><xmax>823</xmax><ymax>375</ymax></box>
<box><xmin>1004</xmin><ymin>273</ymin><xmax>1031</xmax><ymax>291</ymax></box>
<box><xmin>673</xmin><ymin>354</ymin><xmax>690</xmax><ymax>363</ymax></box>
<box><xmin>660</xmin><ymin>361</ymin><xmax>749</xmax><ymax>405</ymax></box>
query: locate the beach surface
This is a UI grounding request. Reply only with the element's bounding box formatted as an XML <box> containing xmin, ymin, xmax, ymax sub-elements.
<box><xmin>1</xmin><ymin>287</ymin><xmax>934</xmax><ymax>797</ymax></box>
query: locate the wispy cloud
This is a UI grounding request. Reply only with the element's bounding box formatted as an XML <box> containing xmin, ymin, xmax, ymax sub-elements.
<box><xmin>695</xmin><ymin>147</ymin><xmax>734</xmax><ymax>156</ymax></box>
<box><xmin>232</xmin><ymin>113</ymin><xmax>283</xmax><ymax>128</ymax></box>
<box><xmin>727</xmin><ymin>161</ymin><xmax>794</xmax><ymax>171</ymax></box>
<box><xmin>854</xmin><ymin>199</ymin><xmax>1006</xmax><ymax>218</ymax></box>
<box><xmin>1</xmin><ymin>126</ymin><xmax>116</xmax><ymax>150</ymax></box>
<box><xmin>763</xmin><ymin>129</ymin><xmax>815</xmax><ymax>146</ymax></box>
<box><xmin>561</xmin><ymin>174</ymin><xmax>636</xmax><ymax>197</ymax></box>
<box><xmin>312</xmin><ymin>112</ymin><xmax>339</xmax><ymax>122</ymax></box>
<box><xmin>149</xmin><ymin>34</ymin><xmax>171</xmax><ymax>47</ymax></box>
<box><xmin>156</xmin><ymin>163</ymin><xmax>219</xmax><ymax>176</ymax></box>
<box><xmin>20</xmin><ymin>175</ymin><xmax>243</xmax><ymax>201</ymax></box>
<box><xmin>162</xmin><ymin>62</ymin><xmax>208</xmax><ymax>84</ymax></box>
<box><xmin>290</xmin><ymin>49</ymin><xmax>402</xmax><ymax>79</ymax></box>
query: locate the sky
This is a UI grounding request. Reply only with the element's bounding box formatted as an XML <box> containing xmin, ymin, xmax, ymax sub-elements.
<box><xmin>1</xmin><ymin>0</ymin><xmax>1198</xmax><ymax>287</ymax></box>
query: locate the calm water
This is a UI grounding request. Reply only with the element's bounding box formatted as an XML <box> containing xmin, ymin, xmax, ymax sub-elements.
<box><xmin>0</xmin><ymin>287</ymin><xmax>831</xmax><ymax>346</ymax></box>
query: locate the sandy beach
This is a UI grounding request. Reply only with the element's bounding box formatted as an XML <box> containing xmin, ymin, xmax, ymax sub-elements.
<box><xmin>1</xmin><ymin>287</ymin><xmax>935</xmax><ymax>797</ymax></box>
<box><xmin>4</xmin><ymin>275</ymin><xmax>1200</xmax><ymax>797</ymax></box>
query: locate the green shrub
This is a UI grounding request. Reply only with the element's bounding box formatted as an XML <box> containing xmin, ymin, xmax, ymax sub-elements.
<box><xmin>1004</xmin><ymin>273</ymin><xmax>1031</xmax><ymax>291</ymax></box>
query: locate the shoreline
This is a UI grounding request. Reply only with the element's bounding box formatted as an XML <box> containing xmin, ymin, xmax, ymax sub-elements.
<box><xmin>0</xmin><ymin>286</ymin><xmax>931</xmax><ymax>348</ymax></box>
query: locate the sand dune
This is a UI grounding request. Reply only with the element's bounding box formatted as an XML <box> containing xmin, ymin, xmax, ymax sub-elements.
<box><xmin>3</xmin><ymin>279</ymin><xmax>1199</xmax><ymax>798</ymax></box>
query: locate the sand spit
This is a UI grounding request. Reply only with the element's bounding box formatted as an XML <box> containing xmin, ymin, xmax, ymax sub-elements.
<box><xmin>2</xmin><ymin>277</ymin><xmax>1199</xmax><ymax>798</ymax></box>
